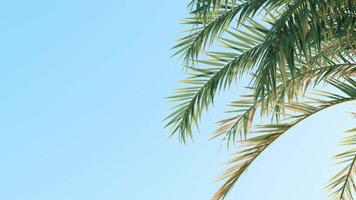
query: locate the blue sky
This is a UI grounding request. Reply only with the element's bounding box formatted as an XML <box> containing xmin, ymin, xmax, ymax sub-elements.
<box><xmin>0</xmin><ymin>1</ymin><xmax>354</xmax><ymax>200</ymax></box>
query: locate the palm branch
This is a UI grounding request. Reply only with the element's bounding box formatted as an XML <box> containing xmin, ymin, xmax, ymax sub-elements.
<box><xmin>213</xmin><ymin>78</ymin><xmax>356</xmax><ymax>199</ymax></box>
<box><xmin>166</xmin><ymin>0</ymin><xmax>356</xmax><ymax>199</ymax></box>
<box><xmin>326</xmin><ymin>127</ymin><xmax>356</xmax><ymax>199</ymax></box>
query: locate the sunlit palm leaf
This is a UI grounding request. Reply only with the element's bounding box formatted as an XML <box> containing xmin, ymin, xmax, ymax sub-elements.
<box><xmin>213</xmin><ymin>79</ymin><xmax>356</xmax><ymax>200</ymax></box>
<box><xmin>214</xmin><ymin>62</ymin><xmax>355</xmax><ymax>146</ymax></box>
<box><xmin>166</xmin><ymin>0</ymin><xmax>356</xmax><ymax>198</ymax></box>
<box><xmin>326</xmin><ymin>128</ymin><xmax>356</xmax><ymax>200</ymax></box>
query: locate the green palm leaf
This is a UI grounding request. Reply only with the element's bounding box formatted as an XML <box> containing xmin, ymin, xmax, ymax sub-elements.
<box><xmin>166</xmin><ymin>21</ymin><xmax>268</xmax><ymax>143</ymax></box>
<box><xmin>166</xmin><ymin>0</ymin><xmax>356</xmax><ymax>198</ymax></box>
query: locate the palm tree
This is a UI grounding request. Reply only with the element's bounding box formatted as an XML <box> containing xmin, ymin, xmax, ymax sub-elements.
<box><xmin>165</xmin><ymin>0</ymin><xmax>355</xmax><ymax>199</ymax></box>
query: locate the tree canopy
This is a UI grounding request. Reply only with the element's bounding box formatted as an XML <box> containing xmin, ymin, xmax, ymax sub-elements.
<box><xmin>166</xmin><ymin>0</ymin><xmax>355</xmax><ymax>199</ymax></box>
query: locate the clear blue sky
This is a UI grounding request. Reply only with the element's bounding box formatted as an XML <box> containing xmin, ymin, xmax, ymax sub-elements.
<box><xmin>0</xmin><ymin>1</ymin><xmax>354</xmax><ymax>200</ymax></box>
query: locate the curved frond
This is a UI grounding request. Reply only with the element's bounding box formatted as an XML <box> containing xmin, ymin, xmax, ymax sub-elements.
<box><xmin>166</xmin><ymin>23</ymin><xmax>268</xmax><ymax>143</ymax></box>
<box><xmin>214</xmin><ymin>63</ymin><xmax>356</xmax><ymax>145</ymax></box>
<box><xmin>212</xmin><ymin>79</ymin><xmax>356</xmax><ymax>200</ymax></box>
<box><xmin>167</xmin><ymin>0</ymin><xmax>356</xmax><ymax>198</ymax></box>
<box><xmin>326</xmin><ymin>127</ymin><xmax>356</xmax><ymax>199</ymax></box>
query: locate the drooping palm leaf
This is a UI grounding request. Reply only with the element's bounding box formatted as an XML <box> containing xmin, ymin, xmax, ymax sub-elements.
<box><xmin>166</xmin><ymin>20</ymin><xmax>269</xmax><ymax>143</ymax></box>
<box><xmin>326</xmin><ymin>127</ymin><xmax>356</xmax><ymax>199</ymax></box>
<box><xmin>213</xmin><ymin>79</ymin><xmax>356</xmax><ymax>200</ymax></box>
<box><xmin>169</xmin><ymin>0</ymin><xmax>356</xmax><ymax>142</ymax></box>
<box><xmin>166</xmin><ymin>0</ymin><xmax>356</xmax><ymax>199</ymax></box>
<box><xmin>213</xmin><ymin>34</ymin><xmax>356</xmax><ymax>145</ymax></box>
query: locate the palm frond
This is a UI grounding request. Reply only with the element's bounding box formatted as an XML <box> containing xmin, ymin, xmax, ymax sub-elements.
<box><xmin>173</xmin><ymin>5</ymin><xmax>240</xmax><ymax>63</ymax></box>
<box><xmin>167</xmin><ymin>0</ymin><xmax>356</xmax><ymax>198</ymax></box>
<box><xmin>174</xmin><ymin>0</ymin><xmax>289</xmax><ymax>63</ymax></box>
<box><xmin>214</xmin><ymin>63</ymin><xmax>356</xmax><ymax>145</ymax></box>
<box><xmin>212</xmin><ymin>79</ymin><xmax>356</xmax><ymax>200</ymax></box>
<box><xmin>166</xmin><ymin>22</ymin><xmax>268</xmax><ymax>143</ymax></box>
<box><xmin>326</xmin><ymin>127</ymin><xmax>356</xmax><ymax>199</ymax></box>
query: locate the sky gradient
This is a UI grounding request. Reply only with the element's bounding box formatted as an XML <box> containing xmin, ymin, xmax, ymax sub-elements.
<box><xmin>0</xmin><ymin>1</ymin><xmax>355</xmax><ymax>199</ymax></box>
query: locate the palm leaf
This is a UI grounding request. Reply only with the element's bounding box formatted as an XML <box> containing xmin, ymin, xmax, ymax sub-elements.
<box><xmin>166</xmin><ymin>20</ymin><xmax>268</xmax><ymax>143</ymax></box>
<box><xmin>214</xmin><ymin>62</ymin><xmax>356</xmax><ymax>146</ymax></box>
<box><xmin>326</xmin><ymin>127</ymin><xmax>356</xmax><ymax>199</ymax></box>
<box><xmin>213</xmin><ymin>79</ymin><xmax>356</xmax><ymax>200</ymax></box>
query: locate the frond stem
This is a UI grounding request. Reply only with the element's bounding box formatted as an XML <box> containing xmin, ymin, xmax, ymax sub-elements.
<box><xmin>339</xmin><ymin>154</ymin><xmax>356</xmax><ymax>199</ymax></box>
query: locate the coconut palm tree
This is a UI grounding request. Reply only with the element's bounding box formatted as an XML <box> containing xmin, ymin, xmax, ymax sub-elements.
<box><xmin>165</xmin><ymin>0</ymin><xmax>355</xmax><ymax>199</ymax></box>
